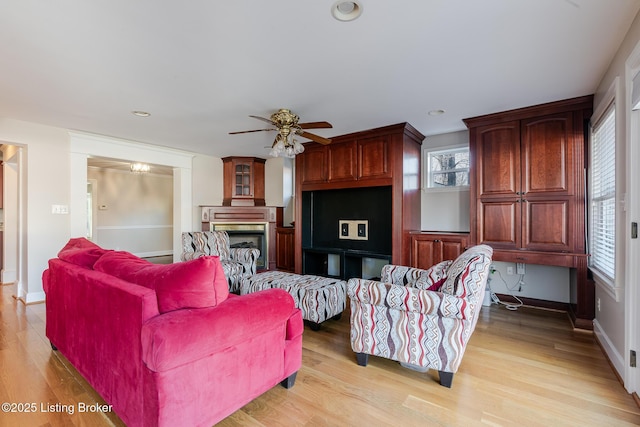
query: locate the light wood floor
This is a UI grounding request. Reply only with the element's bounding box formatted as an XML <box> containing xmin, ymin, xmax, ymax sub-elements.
<box><xmin>2</xmin><ymin>284</ymin><xmax>639</xmax><ymax>427</ymax></box>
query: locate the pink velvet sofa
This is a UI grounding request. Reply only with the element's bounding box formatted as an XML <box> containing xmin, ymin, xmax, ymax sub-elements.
<box><xmin>43</xmin><ymin>238</ymin><xmax>303</xmax><ymax>427</ymax></box>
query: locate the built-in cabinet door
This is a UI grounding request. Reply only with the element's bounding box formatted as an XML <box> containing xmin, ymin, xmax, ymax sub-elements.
<box><xmin>473</xmin><ymin>121</ymin><xmax>521</xmax><ymax>199</ymax></box>
<box><xmin>300</xmin><ymin>145</ymin><xmax>327</xmax><ymax>185</ymax></box>
<box><xmin>410</xmin><ymin>233</ymin><xmax>468</xmax><ymax>270</ymax></box>
<box><xmin>276</xmin><ymin>227</ymin><xmax>295</xmax><ymax>272</ymax></box>
<box><xmin>411</xmin><ymin>238</ymin><xmax>439</xmax><ymax>270</ymax></box>
<box><xmin>357</xmin><ymin>135</ymin><xmax>391</xmax><ymax>180</ymax></box>
<box><xmin>476</xmin><ymin>199</ymin><xmax>521</xmax><ymax>250</ymax></box>
<box><xmin>328</xmin><ymin>141</ymin><xmax>357</xmax><ymax>182</ymax></box>
<box><xmin>521</xmin><ymin>112</ymin><xmax>574</xmax><ymax>197</ymax></box>
<box><xmin>522</xmin><ymin>197</ymin><xmax>573</xmax><ymax>252</ymax></box>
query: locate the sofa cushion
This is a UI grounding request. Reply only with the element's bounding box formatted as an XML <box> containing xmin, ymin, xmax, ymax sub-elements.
<box><xmin>94</xmin><ymin>251</ymin><xmax>229</xmax><ymax>313</ymax></box>
<box><xmin>57</xmin><ymin>237</ymin><xmax>111</xmax><ymax>269</ymax></box>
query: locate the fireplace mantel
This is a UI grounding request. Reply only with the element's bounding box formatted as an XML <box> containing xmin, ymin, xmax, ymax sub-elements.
<box><xmin>201</xmin><ymin>206</ymin><xmax>283</xmax><ymax>271</ymax></box>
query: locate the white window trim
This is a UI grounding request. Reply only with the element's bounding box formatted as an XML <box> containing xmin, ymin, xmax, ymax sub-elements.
<box><xmin>422</xmin><ymin>144</ymin><xmax>470</xmax><ymax>192</ymax></box>
<box><xmin>590</xmin><ymin>76</ymin><xmax>622</xmax><ymax>302</ymax></box>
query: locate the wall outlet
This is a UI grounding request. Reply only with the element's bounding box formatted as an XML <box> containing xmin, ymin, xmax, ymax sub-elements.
<box><xmin>516</xmin><ymin>262</ymin><xmax>525</xmax><ymax>275</ymax></box>
<box><xmin>357</xmin><ymin>222</ymin><xmax>367</xmax><ymax>238</ymax></box>
<box><xmin>340</xmin><ymin>222</ymin><xmax>349</xmax><ymax>237</ymax></box>
<box><xmin>506</xmin><ymin>266</ymin><xmax>514</xmax><ymax>275</ymax></box>
<box><xmin>338</xmin><ymin>220</ymin><xmax>369</xmax><ymax>240</ymax></box>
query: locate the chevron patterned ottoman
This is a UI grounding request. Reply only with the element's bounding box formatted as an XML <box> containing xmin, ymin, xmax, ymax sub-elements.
<box><xmin>240</xmin><ymin>271</ymin><xmax>346</xmax><ymax>330</ymax></box>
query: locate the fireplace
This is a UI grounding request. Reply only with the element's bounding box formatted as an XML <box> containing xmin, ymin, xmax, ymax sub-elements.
<box><xmin>201</xmin><ymin>206</ymin><xmax>282</xmax><ymax>271</ymax></box>
<box><xmin>210</xmin><ymin>222</ymin><xmax>268</xmax><ymax>270</ymax></box>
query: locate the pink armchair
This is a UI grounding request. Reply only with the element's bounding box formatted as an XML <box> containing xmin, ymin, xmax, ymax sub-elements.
<box><xmin>347</xmin><ymin>244</ymin><xmax>493</xmax><ymax>387</ymax></box>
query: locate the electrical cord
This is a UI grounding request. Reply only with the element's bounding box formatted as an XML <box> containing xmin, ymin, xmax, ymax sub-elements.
<box><xmin>487</xmin><ymin>270</ymin><xmax>524</xmax><ymax>311</ymax></box>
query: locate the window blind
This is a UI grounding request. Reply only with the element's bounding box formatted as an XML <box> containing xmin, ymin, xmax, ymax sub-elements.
<box><xmin>590</xmin><ymin>104</ymin><xmax>616</xmax><ymax>280</ymax></box>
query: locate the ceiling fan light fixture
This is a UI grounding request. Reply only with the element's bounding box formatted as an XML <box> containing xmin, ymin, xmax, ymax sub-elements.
<box><xmin>332</xmin><ymin>1</ymin><xmax>363</xmax><ymax>21</ymax></box>
<box><xmin>270</xmin><ymin>133</ymin><xmax>305</xmax><ymax>158</ymax></box>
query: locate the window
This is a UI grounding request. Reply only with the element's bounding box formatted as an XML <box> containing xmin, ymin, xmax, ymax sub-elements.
<box><xmin>589</xmin><ymin>102</ymin><xmax>616</xmax><ymax>282</ymax></box>
<box><xmin>425</xmin><ymin>146</ymin><xmax>469</xmax><ymax>189</ymax></box>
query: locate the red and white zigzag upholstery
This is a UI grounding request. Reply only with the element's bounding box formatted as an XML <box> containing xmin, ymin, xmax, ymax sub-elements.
<box><xmin>347</xmin><ymin>244</ymin><xmax>493</xmax><ymax>387</ymax></box>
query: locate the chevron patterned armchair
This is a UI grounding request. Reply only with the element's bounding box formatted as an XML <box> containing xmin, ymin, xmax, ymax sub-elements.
<box><xmin>181</xmin><ymin>231</ymin><xmax>260</xmax><ymax>293</ymax></box>
<box><xmin>347</xmin><ymin>244</ymin><xmax>493</xmax><ymax>387</ymax></box>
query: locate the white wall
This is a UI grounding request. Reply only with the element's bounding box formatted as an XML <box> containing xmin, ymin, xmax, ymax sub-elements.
<box><xmin>591</xmin><ymin>9</ymin><xmax>640</xmax><ymax>390</ymax></box>
<box><xmin>88</xmin><ymin>167</ymin><xmax>173</xmax><ymax>256</ymax></box>
<box><xmin>191</xmin><ymin>154</ymin><xmax>223</xmax><ymax>228</ymax></box>
<box><xmin>421</xmin><ymin>131</ymin><xmax>470</xmax><ymax>232</ymax></box>
<box><xmin>0</xmin><ymin>118</ymin><xmax>71</xmax><ymax>303</ymax></box>
<box><xmin>265</xmin><ymin>156</ymin><xmax>295</xmax><ymax>225</ymax></box>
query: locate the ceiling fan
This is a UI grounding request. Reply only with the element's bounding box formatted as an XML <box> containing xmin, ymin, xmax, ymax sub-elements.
<box><xmin>229</xmin><ymin>109</ymin><xmax>333</xmax><ymax>157</ymax></box>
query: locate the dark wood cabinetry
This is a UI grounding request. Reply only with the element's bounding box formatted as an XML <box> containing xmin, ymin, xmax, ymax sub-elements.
<box><xmin>471</xmin><ymin>113</ymin><xmax>578</xmax><ymax>253</ymax></box>
<box><xmin>410</xmin><ymin>232</ymin><xmax>469</xmax><ymax>270</ymax></box>
<box><xmin>299</xmin><ymin>132</ymin><xmax>393</xmax><ymax>187</ymax></box>
<box><xmin>295</xmin><ymin>123</ymin><xmax>424</xmax><ymax>273</ymax></box>
<box><xmin>464</xmin><ymin>95</ymin><xmax>594</xmax><ymax>328</ymax></box>
<box><xmin>222</xmin><ymin>157</ymin><xmax>265</xmax><ymax>206</ymax></box>
<box><xmin>275</xmin><ymin>227</ymin><xmax>295</xmax><ymax>272</ymax></box>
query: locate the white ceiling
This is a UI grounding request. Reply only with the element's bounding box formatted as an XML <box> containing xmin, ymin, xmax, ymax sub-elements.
<box><xmin>1</xmin><ymin>0</ymin><xmax>639</xmax><ymax>159</ymax></box>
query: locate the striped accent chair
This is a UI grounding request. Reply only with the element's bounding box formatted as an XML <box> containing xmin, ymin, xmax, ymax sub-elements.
<box><xmin>181</xmin><ymin>231</ymin><xmax>260</xmax><ymax>293</ymax></box>
<box><xmin>347</xmin><ymin>244</ymin><xmax>493</xmax><ymax>387</ymax></box>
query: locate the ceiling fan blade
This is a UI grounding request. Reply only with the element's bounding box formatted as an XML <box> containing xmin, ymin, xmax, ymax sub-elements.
<box><xmin>298</xmin><ymin>130</ymin><xmax>332</xmax><ymax>145</ymax></box>
<box><xmin>298</xmin><ymin>121</ymin><xmax>333</xmax><ymax>129</ymax></box>
<box><xmin>229</xmin><ymin>128</ymin><xmax>275</xmax><ymax>135</ymax></box>
<box><xmin>249</xmin><ymin>115</ymin><xmax>276</xmax><ymax>125</ymax></box>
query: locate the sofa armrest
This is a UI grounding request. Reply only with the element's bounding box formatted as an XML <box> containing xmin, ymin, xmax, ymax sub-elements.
<box><xmin>347</xmin><ymin>279</ymin><xmax>470</xmax><ymax>320</ymax></box>
<box><xmin>229</xmin><ymin>248</ymin><xmax>260</xmax><ymax>273</ymax></box>
<box><xmin>380</xmin><ymin>264</ymin><xmax>426</xmax><ymax>286</ymax></box>
<box><xmin>141</xmin><ymin>288</ymin><xmax>301</xmax><ymax>372</ymax></box>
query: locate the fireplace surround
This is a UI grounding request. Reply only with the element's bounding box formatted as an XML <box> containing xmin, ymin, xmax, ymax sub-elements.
<box><xmin>201</xmin><ymin>206</ymin><xmax>282</xmax><ymax>271</ymax></box>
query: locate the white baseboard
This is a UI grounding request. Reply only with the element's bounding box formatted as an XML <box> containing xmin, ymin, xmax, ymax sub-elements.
<box><xmin>593</xmin><ymin>319</ymin><xmax>625</xmax><ymax>378</ymax></box>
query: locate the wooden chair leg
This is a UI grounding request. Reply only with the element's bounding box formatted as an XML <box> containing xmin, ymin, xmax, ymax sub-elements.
<box><xmin>356</xmin><ymin>353</ymin><xmax>369</xmax><ymax>366</ymax></box>
<box><xmin>438</xmin><ymin>371</ymin><xmax>454</xmax><ymax>388</ymax></box>
<box><xmin>280</xmin><ymin>372</ymin><xmax>297</xmax><ymax>389</ymax></box>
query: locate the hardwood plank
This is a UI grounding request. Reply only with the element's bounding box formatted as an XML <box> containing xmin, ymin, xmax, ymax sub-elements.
<box><xmin>1</xmin><ymin>284</ymin><xmax>639</xmax><ymax>426</ymax></box>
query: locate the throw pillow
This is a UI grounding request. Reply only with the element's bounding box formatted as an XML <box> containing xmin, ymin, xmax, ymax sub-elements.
<box><xmin>154</xmin><ymin>257</ymin><xmax>228</xmax><ymax>313</ymax></box>
<box><xmin>57</xmin><ymin>237</ymin><xmax>110</xmax><ymax>269</ymax></box>
<box><xmin>414</xmin><ymin>260</ymin><xmax>452</xmax><ymax>291</ymax></box>
<box><xmin>94</xmin><ymin>251</ymin><xmax>229</xmax><ymax>313</ymax></box>
<box><xmin>426</xmin><ymin>277</ymin><xmax>447</xmax><ymax>291</ymax></box>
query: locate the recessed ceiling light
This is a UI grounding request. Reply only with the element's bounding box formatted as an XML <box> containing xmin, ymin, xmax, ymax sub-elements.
<box><xmin>132</xmin><ymin>110</ymin><xmax>151</xmax><ymax>117</ymax></box>
<box><xmin>428</xmin><ymin>109</ymin><xmax>446</xmax><ymax>116</ymax></box>
<box><xmin>332</xmin><ymin>1</ymin><xmax>363</xmax><ymax>21</ymax></box>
